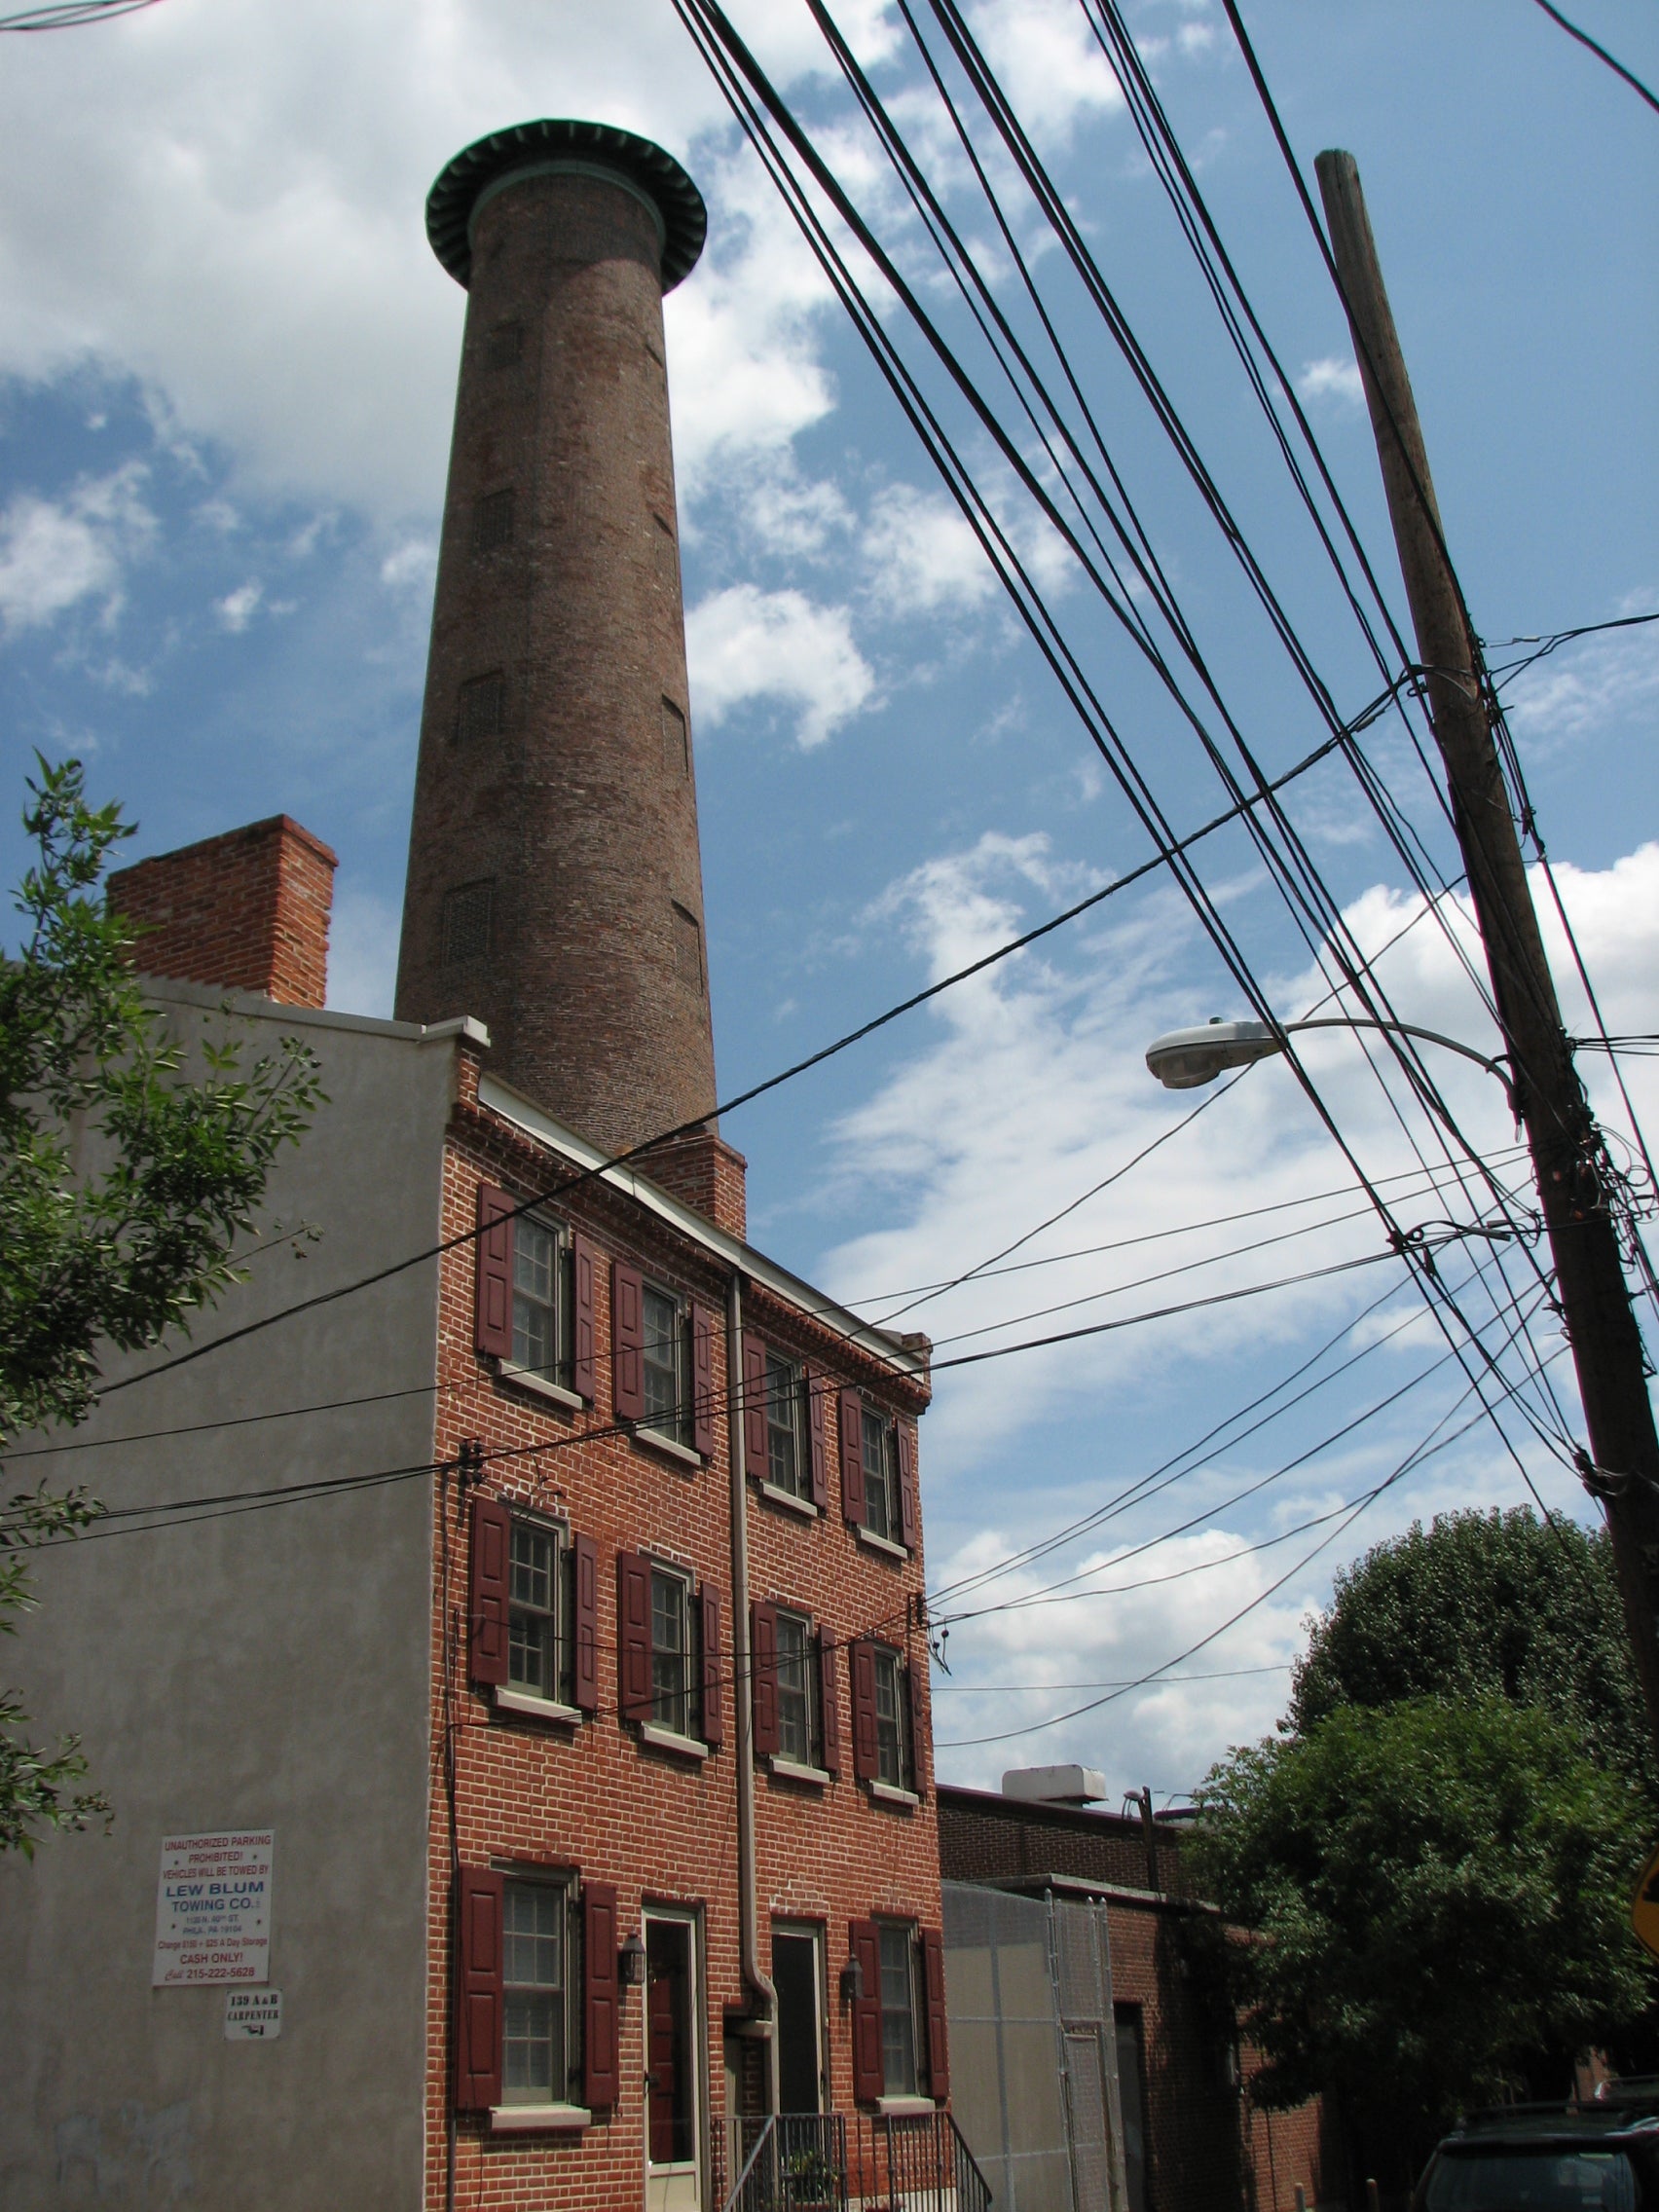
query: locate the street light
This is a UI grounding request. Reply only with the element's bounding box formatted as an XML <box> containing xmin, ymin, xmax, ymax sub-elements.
<box><xmin>1145</xmin><ymin>1015</ymin><xmax>1513</xmax><ymax>1103</ymax></box>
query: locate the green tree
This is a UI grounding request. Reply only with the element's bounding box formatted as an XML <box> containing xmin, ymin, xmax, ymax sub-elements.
<box><xmin>1190</xmin><ymin>1696</ymin><xmax>1653</xmax><ymax>2189</ymax></box>
<box><xmin>1292</xmin><ymin>1508</ymin><xmax>1648</xmax><ymax>1784</ymax></box>
<box><xmin>1</xmin><ymin>757</ymin><xmax>322</xmax><ymax>1855</ymax></box>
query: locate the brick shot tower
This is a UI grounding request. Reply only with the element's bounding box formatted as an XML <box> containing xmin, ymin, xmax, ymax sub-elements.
<box><xmin>394</xmin><ymin>120</ymin><xmax>720</xmax><ymax>1164</ymax></box>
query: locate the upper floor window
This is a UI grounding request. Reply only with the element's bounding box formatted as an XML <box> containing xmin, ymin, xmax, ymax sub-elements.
<box><xmin>850</xmin><ymin>1638</ymin><xmax>913</xmax><ymax>1798</ymax></box>
<box><xmin>613</xmin><ymin>1264</ymin><xmax>716</xmax><ymax>1459</ymax></box>
<box><xmin>744</xmin><ymin>1337</ymin><xmax>827</xmax><ymax>1510</ymax></box>
<box><xmin>752</xmin><ymin>1602</ymin><xmax>839</xmax><ymax>1778</ymax></box>
<box><xmin>474</xmin><ymin>1186</ymin><xmax>596</xmax><ymax>1407</ymax></box>
<box><xmin>767</xmin><ymin>1353</ymin><xmax>803</xmax><ymax>1494</ymax></box>
<box><xmin>838</xmin><ymin>1391</ymin><xmax>917</xmax><ymax>1550</ymax></box>
<box><xmin>617</xmin><ymin>1551</ymin><xmax>724</xmax><ymax>1752</ymax></box>
<box><xmin>643</xmin><ymin>1284</ymin><xmax>685</xmax><ymax>1439</ymax></box>
<box><xmin>775</xmin><ymin>1608</ymin><xmax>814</xmax><ymax>1765</ymax></box>
<box><xmin>466</xmin><ymin>1494</ymin><xmax>599</xmax><ymax>1718</ymax></box>
<box><xmin>512</xmin><ymin>1215</ymin><xmax>567</xmax><ymax>1387</ymax></box>
<box><xmin>650</xmin><ymin>1564</ymin><xmax>693</xmax><ymax>1738</ymax></box>
<box><xmin>861</xmin><ymin>1409</ymin><xmax>900</xmax><ymax>1543</ymax></box>
<box><xmin>508</xmin><ymin>1519</ymin><xmax>561</xmax><ymax>1702</ymax></box>
<box><xmin>872</xmin><ymin>1646</ymin><xmax>906</xmax><ymax>1789</ymax></box>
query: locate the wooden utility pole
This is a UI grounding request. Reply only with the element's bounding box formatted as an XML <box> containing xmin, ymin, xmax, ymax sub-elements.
<box><xmin>1313</xmin><ymin>149</ymin><xmax>1659</xmax><ymax>1760</ymax></box>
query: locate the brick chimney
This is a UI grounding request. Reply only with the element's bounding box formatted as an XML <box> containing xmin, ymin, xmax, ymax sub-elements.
<box><xmin>107</xmin><ymin>816</ymin><xmax>336</xmax><ymax>1009</ymax></box>
<box><xmin>393</xmin><ymin>120</ymin><xmax>745</xmax><ymax>1238</ymax></box>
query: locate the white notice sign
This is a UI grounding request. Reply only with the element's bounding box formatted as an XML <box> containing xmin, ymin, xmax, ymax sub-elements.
<box><xmin>225</xmin><ymin>1988</ymin><xmax>281</xmax><ymax>2040</ymax></box>
<box><xmin>152</xmin><ymin>1830</ymin><xmax>274</xmax><ymax>1986</ymax></box>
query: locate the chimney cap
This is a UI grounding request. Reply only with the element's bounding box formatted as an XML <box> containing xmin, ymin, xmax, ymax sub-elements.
<box><xmin>427</xmin><ymin>118</ymin><xmax>707</xmax><ymax>293</ymax></box>
<box><xmin>1001</xmin><ymin>1765</ymin><xmax>1108</xmax><ymax>1807</ymax></box>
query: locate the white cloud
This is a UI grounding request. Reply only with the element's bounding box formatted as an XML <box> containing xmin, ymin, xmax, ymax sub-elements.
<box><xmin>858</xmin><ymin>482</ymin><xmax>1077</xmax><ymax>620</ymax></box>
<box><xmin>214</xmin><ymin>579</ymin><xmax>263</xmax><ymax>632</ymax></box>
<box><xmin>379</xmin><ymin>536</ymin><xmax>438</xmax><ymax>593</ymax></box>
<box><xmin>734</xmin><ymin>465</ymin><xmax>855</xmax><ymax>562</ymax></box>
<box><xmin>0</xmin><ymin>461</ymin><xmax>155</xmax><ymax>635</ymax></box>
<box><xmin>1502</xmin><ymin>598</ymin><xmax>1659</xmax><ymax>749</ymax></box>
<box><xmin>0</xmin><ymin>0</ymin><xmax>855</xmax><ymax>524</ymax></box>
<box><xmin>1296</xmin><ymin>355</ymin><xmax>1365</xmax><ymax>408</ymax></box>
<box><xmin>965</xmin><ymin>0</ymin><xmax>1124</xmax><ymax>148</ymax></box>
<box><xmin>862</xmin><ymin>484</ymin><xmax>997</xmax><ymax>615</ymax></box>
<box><xmin>685</xmin><ymin>581</ymin><xmax>875</xmax><ymax>749</ymax></box>
<box><xmin>664</xmin><ymin>149</ymin><xmax>841</xmax><ymax>505</ymax></box>
<box><xmin>816</xmin><ymin>836</ymin><xmax>1659</xmax><ymax>1473</ymax></box>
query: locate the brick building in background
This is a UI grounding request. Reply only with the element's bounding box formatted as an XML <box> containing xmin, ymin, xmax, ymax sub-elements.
<box><xmin>940</xmin><ymin>1774</ymin><xmax>1343</xmax><ymax>2212</ymax></box>
<box><xmin>0</xmin><ymin>121</ymin><xmax>983</xmax><ymax>2212</ymax></box>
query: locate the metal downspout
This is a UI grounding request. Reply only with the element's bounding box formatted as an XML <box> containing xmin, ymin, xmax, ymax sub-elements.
<box><xmin>727</xmin><ymin>1270</ymin><xmax>779</xmax><ymax>2110</ymax></box>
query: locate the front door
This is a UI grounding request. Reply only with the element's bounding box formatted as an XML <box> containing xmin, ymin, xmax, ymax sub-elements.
<box><xmin>645</xmin><ymin>1914</ymin><xmax>702</xmax><ymax>2212</ymax></box>
<box><xmin>772</xmin><ymin>1926</ymin><xmax>825</xmax><ymax>2115</ymax></box>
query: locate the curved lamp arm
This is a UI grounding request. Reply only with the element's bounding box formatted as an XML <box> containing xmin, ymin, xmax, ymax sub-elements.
<box><xmin>1145</xmin><ymin>1014</ymin><xmax>1513</xmax><ymax>1107</ymax></box>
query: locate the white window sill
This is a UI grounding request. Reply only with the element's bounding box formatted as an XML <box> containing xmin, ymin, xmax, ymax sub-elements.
<box><xmin>856</xmin><ymin>1526</ymin><xmax>908</xmax><ymax>1563</ymax></box>
<box><xmin>632</xmin><ymin>1425</ymin><xmax>703</xmax><ymax>1471</ymax></box>
<box><xmin>877</xmin><ymin>2096</ymin><xmax>938</xmax><ymax>2118</ymax></box>
<box><xmin>756</xmin><ymin>1480</ymin><xmax>818</xmax><ymax>1521</ymax></box>
<box><xmin>639</xmin><ymin>1723</ymin><xmax>710</xmax><ymax>1762</ymax></box>
<box><xmin>496</xmin><ymin>1363</ymin><xmax>584</xmax><ymax>1413</ymax></box>
<box><xmin>868</xmin><ymin>1781</ymin><xmax>920</xmax><ymax>1809</ymax></box>
<box><xmin>489</xmin><ymin>2104</ymin><xmax>591</xmax><ymax>2133</ymax></box>
<box><xmin>768</xmin><ymin>1757</ymin><xmax>831</xmax><ymax>1789</ymax></box>
<box><xmin>493</xmin><ymin>1687</ymin><xmax>581</xmax><ymax>1725</ymax></box>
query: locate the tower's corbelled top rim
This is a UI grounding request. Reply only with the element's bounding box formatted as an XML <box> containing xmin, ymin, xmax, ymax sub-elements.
<box><xmin>426</xmin><ymin>119</ymin><xmax>707</xmax><ymax>292</ymax></box>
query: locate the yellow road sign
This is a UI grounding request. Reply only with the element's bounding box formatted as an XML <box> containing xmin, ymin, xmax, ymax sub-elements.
<box><xmin>1632</xmin><ymin>1844</ymin><xmax>1659</xmax><ymax>1962</ymax></box>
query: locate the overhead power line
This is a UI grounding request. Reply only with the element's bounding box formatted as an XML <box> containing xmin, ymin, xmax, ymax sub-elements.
<box><xmin>87</xmin><ymin>726</ymin><xmax>1350</xmax><ymax>1409</ymax></box>
<box><xmin>1529</xmin><ymin>0</ymin><xmax>1659</xmax><ymax>116</ymax></box>
<box><xmin>676</xmin><ymin>0</ymin><xmax>1576</xmax><ymax>1475</ymax></box>
<box><xmin>0</xmin><ymin>0</ymin><xmax>158</xmax><ymax>23</ymax></box>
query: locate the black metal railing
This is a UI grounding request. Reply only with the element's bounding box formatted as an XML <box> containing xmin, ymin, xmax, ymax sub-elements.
<box><xmin>719</xmin><ymin>2109</ymin><xmax>992</xmax><ymax>2212</ymax></box>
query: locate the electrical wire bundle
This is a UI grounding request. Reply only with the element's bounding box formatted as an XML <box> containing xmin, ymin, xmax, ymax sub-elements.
<box><xmin>8</xmin><ymin>0</ymin><xmax>1655</xmax><ymax>1769</ymax></box>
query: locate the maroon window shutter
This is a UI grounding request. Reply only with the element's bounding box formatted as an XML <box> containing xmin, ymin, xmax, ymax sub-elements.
<box><xmin>583</xmin><ymin>1881</ymin><xmax>620</xmax><ymax>2109</ymax></box>
<box><xmin>839</xmin><ymin>1389</ymin><xmax>866</xmax><ymax>1527</ymax></box>
<box><xmin>571</xmin><ymin>1233</ymin><xmax>596</xmax><ymax>1402</ymax></box>
<box><xmin>474</xmin><ymin>1185</ymin><xmax>514</xmax><ymax>1359</ymax></box>
<box><xmin>807</xmin><ymin>1372</ymin><xmax>828</xmax><ymax>1510</ymax></box>
<box><xmin>849</xmin><ymin>1919</ymin><xmax>885</xmax><ymax>2102</ymax></box>
<box><xmin>571</xmin><ymin>1533</ymin><xmax>599</xmax><ymax>1714</ymax></box>
<box><xmin>897</xmin><ymin>1419</ymin><xmax>919</xmax><ymax>1550</ymax></box>
<box><xmin>690</xmin><ymin>1303</ymin><xmax>717</xmax><ymax>1458</ymax></box>
<box><xmin>616</xmin><ymin>1551</ymin><xmax>652</xmax><ymax>1721</ymax></box>
<box><xmin>905</xmin><ymin>1658</ymin><xmax>926</xmax><ymax>1799</ymax></box>
<box><xmin>742</xmin><ymin>1334</ymin><xmax>768</xmax><ymax>1476</ymax></box>
<box><xmin>700</xmin><ymin>1584</ymin><xmax>724</xmax><ymax>1749</ymax></box>
<box><xmin>751</xmin><ymin>1600</ymin><xmax>780</xmax><ymax>1758</ymax></box>
<box><xmin>920</xmin><ymin>1926</ymin><xmax>950</xmax><ymax>2098</ymax></box>
<box><xmin>818</xmin><ymin>1625</ymin><xmax>840</xmax><ymax>1777</ymax></box>
<box><xmin>849</xmin><ymin>1638</ymin><xmax>878</xmax><ymax>1781</ymax></box>
<box><xmin>454</xmin><ymin>1866</ymin><xmax>504</xmax><ymax>2111</ymax></box>
<box><xmin>611</xmin><ymin>1261</ymin><xmax>645</xmax><ymax>1420</ymax></box>
<box><xmin>467</xmin><ymin>1494</ymin><xmax>511</xmax><ymax>1688</ymax></box>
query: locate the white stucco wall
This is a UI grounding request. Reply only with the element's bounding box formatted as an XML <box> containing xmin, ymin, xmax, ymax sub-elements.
<box><xmin>0</xmin><ymin>985</ymin><xmax>464</xmax><ymax>2209</ymax></box>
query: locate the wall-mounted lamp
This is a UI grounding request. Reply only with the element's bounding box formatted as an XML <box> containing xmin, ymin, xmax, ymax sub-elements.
<box><xmin>618</xmin><ymin>1931</ymin><xmax>646</xmax><ymax>1989</ymax></box>
<box><xmin>839</xmin><ymin>1955</ymin><xmax>865</xmax><ymax>2006</ymax></box>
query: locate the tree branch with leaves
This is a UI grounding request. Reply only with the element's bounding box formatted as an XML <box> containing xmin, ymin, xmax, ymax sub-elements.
<box><xmin>1</xmin><ymin>757</ymin><xmax>323</xmax><ymax>1855</ymax></box>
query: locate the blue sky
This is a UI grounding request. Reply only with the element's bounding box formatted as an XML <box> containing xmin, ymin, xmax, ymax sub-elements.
<box><xmin>2</xmin><ymin>0</ymin><xmax>1655</xmax><ymax>1798</ymax></box>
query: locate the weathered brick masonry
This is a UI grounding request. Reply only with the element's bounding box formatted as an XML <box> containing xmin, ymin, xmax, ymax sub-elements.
<box><xmin>394</xmin><ymin>125</ymin><xmax>719</xmax><ymax>1157</ymax></box>
<box><xmin>425</xmin><ymin>1038</ymin><xmax>941</xmax><ymax>2207</ymax></box>
<box><xmin>108</xmin><ymin>813</ymin><xmax>336</xmax><ymax>1008</ymax></box>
